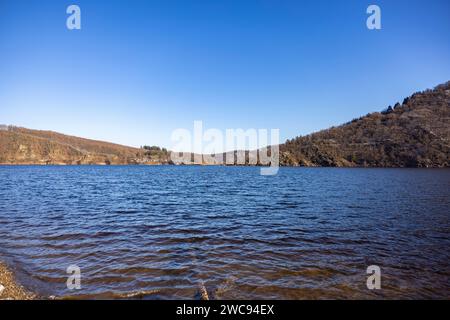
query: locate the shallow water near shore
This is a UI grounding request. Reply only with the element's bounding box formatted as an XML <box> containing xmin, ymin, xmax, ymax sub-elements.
<box><xmin>0</xmin><ymin>166</ymin><xmax>449</xmax><ymax>299</ymax></box>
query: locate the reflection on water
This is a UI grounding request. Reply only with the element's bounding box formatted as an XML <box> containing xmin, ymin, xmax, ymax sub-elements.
<box><xmin>0</xmin><ymin>166</ymin><xmax>449</xmax><ymax>299</ymax></box>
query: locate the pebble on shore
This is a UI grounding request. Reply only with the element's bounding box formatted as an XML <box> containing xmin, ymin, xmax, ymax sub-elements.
<box><xmin>0</xmin><ymin>262</ymin><xmax>36</xmax><ymax>300</ymax></box>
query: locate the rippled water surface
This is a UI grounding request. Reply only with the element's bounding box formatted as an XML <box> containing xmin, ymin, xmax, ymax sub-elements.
<box><xmin>0</xmin><ymin>166</ymin><xmax>449</xmax><ymax>299</ymax></box>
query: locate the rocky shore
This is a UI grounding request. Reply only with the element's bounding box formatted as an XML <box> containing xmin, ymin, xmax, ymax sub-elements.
<box><xmin>0</xmin><ymin>262</ymin><xmax>36</xmax><ymax>300</ymax></box>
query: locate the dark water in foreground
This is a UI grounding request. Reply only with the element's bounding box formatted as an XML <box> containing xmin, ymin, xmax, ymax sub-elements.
<box><xmin>0</xmin><ymin>166</ymin><xmax>449</xmax><ymax>299</ymax></box>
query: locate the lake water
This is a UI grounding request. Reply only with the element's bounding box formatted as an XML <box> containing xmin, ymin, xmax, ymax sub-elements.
<box><xmin>0</xmin><ymin>166</ymin><xmax>449</xmax><ymax>299</ymax></box>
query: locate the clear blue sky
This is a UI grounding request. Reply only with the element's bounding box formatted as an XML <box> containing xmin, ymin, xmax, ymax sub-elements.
<box><xmin>1</xmin><ymin>0</ymin><xmax>449</xmax><ymax>149</ymax></box>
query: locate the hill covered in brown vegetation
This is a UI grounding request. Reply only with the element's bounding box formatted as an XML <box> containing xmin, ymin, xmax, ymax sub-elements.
<box><xmin>279</xmin><ymin>81</ymin><xmax>449</xmax><ymax>167</ymax></box>
<box><xmin>0</xmin><ymin>127</ymin><xmax>170</xmax><ymax>165</ymax></box>
<box><xmin>0</xmin><ymin>82</ymin><xmax>449</xmax><ymax>167</ymax></box>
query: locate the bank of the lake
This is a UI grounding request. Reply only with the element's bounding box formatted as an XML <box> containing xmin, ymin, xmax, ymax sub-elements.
<box><xmin>0</xmin><ymin>261</ymin><xmax>36</xmax><ymax>300</ymax></box>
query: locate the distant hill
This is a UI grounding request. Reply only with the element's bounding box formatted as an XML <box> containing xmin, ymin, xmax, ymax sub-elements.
<box><xmin>1</xmin><ymin>81</ymin><xmax>449</xmax><ymax>167</ymax></box>
<box><xmin>279</xmin><ymin>81</ymin><xmax>450</xmax><ymax>167</ymax></box>
<box><xmin>0</xmin><ymin>127</ymin><xmax>170</xmax><ymax>165</ymax></box>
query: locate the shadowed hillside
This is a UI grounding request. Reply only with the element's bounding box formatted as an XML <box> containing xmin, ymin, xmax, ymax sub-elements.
<box><xmin>279</xmin><ymin>81</ymin><xmax>450</xmax><ymax>167</ymax></box>
<box><xmin>202</xmin><ymin>81</ymin><xmax>449</xmax><ymax>168</ymax></box>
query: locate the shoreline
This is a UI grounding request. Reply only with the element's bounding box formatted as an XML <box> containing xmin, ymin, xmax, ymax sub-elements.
<box><xmin>0</xmin><ymin>163</ymin><xmax>449</xmax><ymax>168</ymax></box>
<box><xmin>0</xmin><ymin>261</ymin><xmax>36</xmax><ymax>300</ymax></box>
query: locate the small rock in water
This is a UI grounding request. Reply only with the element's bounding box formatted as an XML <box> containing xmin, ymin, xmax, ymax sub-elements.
<box><xmin>199</xmin><ymin>283</ymin><xmax>209</xmax><ymax>300</ymax></box>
